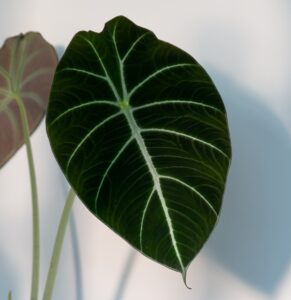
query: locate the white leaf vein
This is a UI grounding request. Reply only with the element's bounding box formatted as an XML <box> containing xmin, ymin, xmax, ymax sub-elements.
<box><xmin>139</xmin><ymin>188</ymin><xmax>155</xmax><ymax>250</ymax></box>
<box><xmin>132</xmin><ymin>99</ymin><xmax>224</xmax><ymax>114</ymax></box>
<box><xmin>141</xmin><ymin>127</ymin><xmax>228</xmax><ymax>159</ymax></box>
<box><xmin>49</xmin><ymin>100</ymin><xmax>118</xmax><ymax>128</ymax></box>
<box><xmin>159</xmin><ymin>175</ymin><xmax>218</xmax><ymax>217</ymax></box>
<box><xmin>81</xmin><ymin>36</ymin><xmax>121</xmax><ymax>100</ymax></box>
<box><xmin>66</xmin><ymin>111</ymin><xmax>122</xmax><ymax>172</ymax></box>
<box><xmin>61</xmin><ymin>67</ymin><xmax>106</xmax><ymax>81</ymax></box>
<box><xmin>128</xmin><ymin>63</ymin><xmax>196</xmax><ymax>99</ymax></box>
<box><xmin>94</xmin><ymin>137</ymin><xmax>133</xmax><ymax>210</ymax></box>
<box><xmin>122</xmin><ymin>32</ymin><xmax>150</xmax><ymax>63</ymax></box>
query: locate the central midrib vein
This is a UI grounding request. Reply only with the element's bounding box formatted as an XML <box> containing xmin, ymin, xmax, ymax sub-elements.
<box><xmin>111</xmin><ymin>27</ymin><xmax>185</xmax><ymax>273</ymax></box>
<box><xmin>122</xmin><ymin>106</ymin><xmax>185</xmax><ymax>273</ymax></box>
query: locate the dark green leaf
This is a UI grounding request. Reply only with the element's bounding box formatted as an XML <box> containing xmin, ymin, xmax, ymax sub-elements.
<box><xmin>46</xmin><ymin>16</ymin><xmax>231</xmax><ymax>282</ymax></box>
<box><xmin>0</xmin><ymin>32</ymin><xmax>58</xmax><ymax>167</ymax></box>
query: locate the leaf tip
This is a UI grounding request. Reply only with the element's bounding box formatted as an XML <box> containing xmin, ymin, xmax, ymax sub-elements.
<box><xmin>182</xmin><ymin>268</ymin><xmax>192</xmax><ymax>289</ymax></box>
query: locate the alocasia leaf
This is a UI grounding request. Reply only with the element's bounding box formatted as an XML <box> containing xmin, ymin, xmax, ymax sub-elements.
<box><xmin>0</xmin><ymin>32</ymin><xmax>58</xmax><ymax>167</ymax></box>
<box><xmin>46</xmin><ymin>16</ymin><xmax>231</xmax><ymax>282</ymax></box>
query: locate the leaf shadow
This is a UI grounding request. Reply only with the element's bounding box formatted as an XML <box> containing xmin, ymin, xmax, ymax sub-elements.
<box><xmin>203</xmin><ymin>69</ymin><xmax>291</xmax><ymax>294</ymax></box>
<box><xmin>0</xmin><ymin>250</ymin><xmax>18</xmax><ymax>300</ymax></box>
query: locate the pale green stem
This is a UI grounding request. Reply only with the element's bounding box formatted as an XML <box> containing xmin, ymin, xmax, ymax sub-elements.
<box><xmin>8</xmin><ymin>291</ymin><xmax>12</xmax><ymax>300</ymax></box>
<box><xmin>14</xmin><ymin>94</ymin><xmax>40</xmax><ymax>300</ymax></box>
<box><xmin>42</xmin><ymin>188</ymin><xmax>76</xmax><ymax>300</ymax></box>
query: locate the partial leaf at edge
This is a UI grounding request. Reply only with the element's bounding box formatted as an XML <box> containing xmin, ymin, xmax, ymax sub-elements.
<box><xmin>46</xmin><ymin>16</ymin><xmax>231</xmax><ymax>281</ymax></box>
<box><xmin>0</xmin><ymin>32</ymin><xmax>58</xmax><ymax>167</ymax></box>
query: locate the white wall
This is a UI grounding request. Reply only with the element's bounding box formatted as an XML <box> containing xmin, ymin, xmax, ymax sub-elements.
<box><xmin>0</xmin><ymin>0</ymin><xmax>290</xmax><ymax>299</ymax></box>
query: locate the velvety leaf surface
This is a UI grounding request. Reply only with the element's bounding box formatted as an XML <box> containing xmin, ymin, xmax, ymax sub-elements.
<box><xmin>46</xmin><ymin>16</ymin><xmax>231</xmax><ymax>280</ymax></box>
<box><xmin>0</xmin><ymin>32</ymin><xmax>58</xmax><ymax>167</ymax></box>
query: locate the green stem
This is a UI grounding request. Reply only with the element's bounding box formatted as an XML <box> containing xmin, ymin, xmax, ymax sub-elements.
<box><xmin>14</xmin><ymin>94</ymin><xmax>40</xmax><ymax>300</ymax></box>
<box><xmin>43</xmin><ymin>188</ymin><xmax>76</xmax><ymax>300</ymax></box>
<box><xmin>8</xmin><ymin>291</ymin><xmax>12</xmax><ymax>300</ymax></box>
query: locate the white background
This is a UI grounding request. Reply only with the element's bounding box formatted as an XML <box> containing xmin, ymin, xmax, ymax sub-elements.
<box><xmin>0</xmin><ymin>0</ymin><xmax>291</xmax><ymax>299</ymax></box>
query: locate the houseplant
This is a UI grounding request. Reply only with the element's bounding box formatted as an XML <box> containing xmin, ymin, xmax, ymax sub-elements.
<box><xmin>0</xmin><ymin>15</ymin><xmax>231</xmax><ymax>299</ymax></box>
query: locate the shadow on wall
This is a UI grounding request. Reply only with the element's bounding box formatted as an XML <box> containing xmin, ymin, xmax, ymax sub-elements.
<box><xmin>203</xmin><ymin>70</ymin><xmax>291</xmax><ymax>294</ymax></box>
<box><xmin>0</xmin><ymin>250</ymin><xmax>18</xmax><ymax>300</ymax></box>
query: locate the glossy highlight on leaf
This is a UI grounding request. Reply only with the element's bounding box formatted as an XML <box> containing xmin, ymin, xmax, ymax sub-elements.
<box><xmin>46</xmin><ymin>16</ymin><xmax>231</xmax><ymax>281</ymax></box>
<box><xmin>0</xmin><ymin>32</ymin><xmax>58</xmax><ymax>167</ymax></box>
